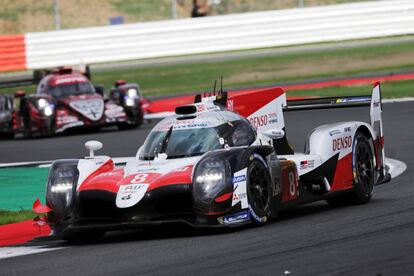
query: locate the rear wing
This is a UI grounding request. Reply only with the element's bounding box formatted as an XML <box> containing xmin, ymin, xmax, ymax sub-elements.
<box><xmin>284</xmin><ymin>95</ymin><xmax>371</xmax><ymax>111</ymax></box>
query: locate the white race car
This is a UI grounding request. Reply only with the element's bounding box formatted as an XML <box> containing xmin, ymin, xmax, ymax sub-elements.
<box><xmin>34</xmin><ymin>82</ymin><xmax>390</xmax><ymax>240</ymax></box>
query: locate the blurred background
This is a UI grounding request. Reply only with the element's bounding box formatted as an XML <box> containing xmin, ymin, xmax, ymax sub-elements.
<box><xmin>0</xmin><ymin>0</ymin><xmax>374</xmax><ymax>34</ymax></box>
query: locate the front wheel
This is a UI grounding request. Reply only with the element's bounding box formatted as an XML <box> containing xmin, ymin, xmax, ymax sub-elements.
<box><xmin>23</xmin><ymin>117</ymin><xmax>32</xmax><ymax>138</ymax></box>
<box><xmin>246</xmin><ymin>157</ymin><xmax>272</xmax><ymax>225</ymax></box>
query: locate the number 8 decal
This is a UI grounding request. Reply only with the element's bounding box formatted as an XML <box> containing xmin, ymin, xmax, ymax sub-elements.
<box><xmin>288</xmin><ymin>171</ymin><xmax>296</xmax><ymax>196</ymax></box>
<box><xmin>131</xmin><ymin>174</ymin><xmax>148</xmax><ymax>184</ymax></box>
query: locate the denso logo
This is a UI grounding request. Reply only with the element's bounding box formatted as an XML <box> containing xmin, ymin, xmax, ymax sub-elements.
<box><xmin>333</xmin><ymin>136</ymin><xmax>352</xmax><ymax>151</ymax></box>
<box><xmin>249</xmin><ymin>115</ymin><xmax>268</xmax><ymax>127</ymax></box>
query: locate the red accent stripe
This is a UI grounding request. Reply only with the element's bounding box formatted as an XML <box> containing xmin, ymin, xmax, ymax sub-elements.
<box><xmin>331</xmin><ymin>152</ymin><xmax>354</xmax><ymax>191</ymax></box>
<box><xmin>0</xmin><ymin>220</ymin><xmax>50</xmax><ymax>246</ymax></box>
<box><xmin>0</xmin><ymin>34</ymin><xmax>26</xmax><ymax>72</ymax></box>
<box><xmin>214</xmin><ymin>192</ymin><xmax>233</xmax><ymax>203</ymax></box>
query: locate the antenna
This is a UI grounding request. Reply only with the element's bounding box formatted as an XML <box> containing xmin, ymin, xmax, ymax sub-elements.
<box><xmin>220</xmin><ymin>76</ymin><xmax>224</xmax><ymax>94</ymax></box>
<box><xmin>213</xmin><ymin>79</ymin><xmax>217</xmax><ymax>95</ymax></box>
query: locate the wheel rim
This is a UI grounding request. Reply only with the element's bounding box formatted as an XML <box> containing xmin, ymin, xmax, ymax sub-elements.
<box><xmin>248</xmin><ymin>164</ymin><xmax>270</xmax><ymax>212</ymax></box>
<box><xmin>356</xmin><ymin>141</ymin><xmax>374</xmax><ymax>192</ymax></box>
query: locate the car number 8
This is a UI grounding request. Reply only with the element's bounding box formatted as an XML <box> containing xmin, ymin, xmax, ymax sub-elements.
<box><xmin>289</xmin><ymin>171</ymin><xmax>296</xmax><ymax>196</ymax></box>
<box><xmin>131</xmin><ymin>174</ymin><xmax>148</xmax><ymax>183</ymax></box>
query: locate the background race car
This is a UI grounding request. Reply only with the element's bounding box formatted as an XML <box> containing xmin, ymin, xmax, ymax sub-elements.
<box><xmin>0</xmin><ymin>66</ymin><xmax>144</xmax><ymax>138</ymax></box>
<box><xmin>33</xmin><ymin>82</ymin><xmax>391</xmax><ymax>241</ymax></box>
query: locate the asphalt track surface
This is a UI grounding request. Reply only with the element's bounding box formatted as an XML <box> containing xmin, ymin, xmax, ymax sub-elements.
<box><xmin>0</xmin><ymin>101</ymin><xmax>413</xmax><ymax>275</ymax></box>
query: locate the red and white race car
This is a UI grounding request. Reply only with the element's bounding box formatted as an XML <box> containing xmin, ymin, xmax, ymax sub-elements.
<box><xmin>1</xmin><ymin>67</ymin><xmax>144</xmax><ymax>138</ymax></box>
<box><xmin>34</xmin><ymin>82</ymin><xmax>390</xmax><ymax>240</ymax></box>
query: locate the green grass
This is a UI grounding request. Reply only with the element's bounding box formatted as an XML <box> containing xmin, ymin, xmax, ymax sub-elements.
<box><xmin>0</xmin><ymin>209</ymin><xmax>35</xmax><ymax>225</ymax></box>
<box><xmin>90</xmin><ymin>40</ymin><xmax>414</xmax><ymax>97</ymax></box>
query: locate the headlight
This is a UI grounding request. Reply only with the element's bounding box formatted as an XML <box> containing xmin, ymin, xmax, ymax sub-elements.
<box><xmin>46</xmin><ymin>161</ymin><xmax>78</xmax><ymax>214</ymax></box>
<box><xmin>193</xmin><ymin>157</ymin><xmax>231</xmax><ymax>205</ymax></box>
<box><xmin>37</xmin><ymin>98</ymin><xmax>48</xmax><ymax>109</ymax></box>
<box><xmin>43</xmin><ymin>106</ymin><xmax>53</xmax><ymax>116</ymax></box>
<box><xmin>37</xmin><ymin>98</ymin><xmax>54</xmax><ymax>116</ymax></box>
<box><xmin>127</xmin><ymin>88</ymin><xmax>138</xmax><ymax>98</ymax></box>
<box><xmin>125</xmin><ymin>97</ymin><xmax>136</xmax><ymax>107</ymax></box>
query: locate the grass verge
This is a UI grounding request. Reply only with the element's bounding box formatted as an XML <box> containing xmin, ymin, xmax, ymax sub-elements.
<box><xmin>91</xmin><ymin>40</ymin><xmax>414</xmax><ymax>97</ymax></box>
<box><xmin>0</xmin><ymin>209</ymin><xmax>35</xmax><ymax>225</ymax></box>
<box><xmin>2</xmin><ymin>40</ymin><xmax>414</xmax><ymax>98</ymax></box>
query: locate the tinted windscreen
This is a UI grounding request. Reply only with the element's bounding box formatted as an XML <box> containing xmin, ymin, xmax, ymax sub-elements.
<box><xmin>140</xmin><ymin>127</ymin><xmax>221</xmax><ymax>159</ymax></box>
<box><xmin>139</xmin><ymin>118</ymin><xmax>256</xmax><ymax>160</ymax></box>
<box><xmin>46</xmin><ymin>82</ymin><xmax>95</xmax><ymax>98</ymax></box>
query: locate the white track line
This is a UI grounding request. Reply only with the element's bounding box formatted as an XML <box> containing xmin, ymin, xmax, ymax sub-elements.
<box><xmin>0</xmin><ymin>246</ymin><xmax>63</xmax><ymax>260</ymax></box>
<box><xmin>385</xmin><ymin>157</ymin><xmax>407</xmax><ymax>179</ymax></box>
<box><xmin>383</xmin><ymin>97</ymin><xmax>414</xmax><ymax>103</ymax></box>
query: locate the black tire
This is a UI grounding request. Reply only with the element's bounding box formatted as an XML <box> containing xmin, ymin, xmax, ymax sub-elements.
<box><xmin>246</xmin><ymin>157</ymin><xmax>272</xmax><ymax>225</ymax></box>
<box><xmin>23</xmin><ymin>117</ymin><xmax>32</xmax><ymax>138</ymax></box>
<box><xmin>351</xmin><ymin>133</ymin><xmax>375</xmax><ymax>203</ymax></box>
<box><xmin>117</xmin><ymin>123</ymin><xmax>139</xmax><ymax>130</ymax></box>
<box><xmin>327</xmin><ymin>133</ymin><xmax>375</xmax><ymax>206</ymax></box>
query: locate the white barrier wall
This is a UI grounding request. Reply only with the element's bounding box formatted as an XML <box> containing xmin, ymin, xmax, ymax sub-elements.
<box><xmin>25</xmin><ymin>0</ymin><xmax>414</xmax><ymax>69</ymax></box>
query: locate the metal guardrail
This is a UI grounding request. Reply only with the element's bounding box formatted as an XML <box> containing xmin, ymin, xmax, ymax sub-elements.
<box><xmin>5</xmin><ymin>0</ymin><xmax>414</xmax><ymax>71</ymax></box>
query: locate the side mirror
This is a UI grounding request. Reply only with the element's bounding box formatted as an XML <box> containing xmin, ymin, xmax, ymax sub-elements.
<box><xmin>94</xmin><ymin>85</ymin><xmax>105</xmax><ymax>97</ymax></box>
<box><xmin>14</xmin><ymin>90</ymin><xmax>26</xmax><ymax>98</ymax></box>
<box><xmin>85</xmin><ymin>140</ymin><xmax>103</xmax><ymax>158</ymax></box>
<box><xmin>263</xmin><ymin>128</ymin><xmax>285</xmax><ymax>139</ymax></box>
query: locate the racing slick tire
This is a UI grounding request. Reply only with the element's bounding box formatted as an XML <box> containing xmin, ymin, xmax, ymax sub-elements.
<box><xmin>117</xmin><ymin>123</ymin><xmax>140</xmax><ymax>130</ymax></box>
<box><xmin>246</xmin><ymin>156</ymin><xmax>272</xmax><ymax>225</ymax></box>
<box><xmin>23</xmin><ymin>117</ymin><xmax>32</xmax><ymax>138</ymax></box>
<box><xmin>327</xmin><ymin>132</ymin><xmax>375</xmax><ymax>206</ymax></box>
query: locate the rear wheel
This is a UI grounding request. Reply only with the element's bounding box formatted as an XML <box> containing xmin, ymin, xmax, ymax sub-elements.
<box><xmin>246</xmin><ymin>157</ymin><xmax>272</xmax><ymax>225</ymax></box>
<box><xmin>352</xmin><ymin>133</ymin><xmax>375</xmax><ymax>203</ymax></box>
<box><xmin>23</xmin><ymin>117</ymin><xmax>32</xmax><ymax>138</ymax></box>
<box><xmin>327</xmin><ymin>133</ymin><xmax>375</xmax><ymax>206</ymax></box>
<box><xmin>117</xmin><ymin>123</ymin><xmax>139</xmax><ymax>130</ymax></box>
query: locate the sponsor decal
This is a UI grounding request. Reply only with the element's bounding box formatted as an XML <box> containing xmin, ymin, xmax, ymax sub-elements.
<box><xmin>232</xmin><ymin>175</ymin><xmax>246</xmax><ymax>183</ymax></box>
<box><xmin>268</xmin><ymin>112</ymin><xmax>278</xmax><ymax>124</ymax></box>
<box><xmin>218</xmin><ymin>211</ymin><xmax>250</xmax><ymax>225</ymax></box>
<box><xmin>173</xmin><ymin>123</ymin><xmax>208</xmax><ymax>129</ymax></box>
<box><xmin>116</xmin><ymin>183</ymin><xmax>149</xmax><ymax>208</ymax></box>
<box><xmin>70</xmin><ymin>99</ymin><xmax>104</xmax><ymax>121</ymax></box>
<box><xmin>373</xmin><ymin>101</ymin><xmax>380</xmax><ymax>107</ymax></box>
<box><xmin>196</xmin><ymin>104</ymin><xmax>205</xmax><ymax>113</ymax></box>
<box><xmin>300</xmin><ymin>160</ymin><xmax>315</xmax><ymax>170</ymax></box>
<box><xmin>249</xmin><ymin>115</ymin><xmax>268</xmax><ymax>128</ymax></box>
<box><xmin>332</xmin><ymin>136</ymin><xmax>352</xmax><ymax>151</ymax></box>
<box><xmin>54</xmin><ymin>76</ymin><xmax>87</xmax><ymax>85</ymax></box>
<box><xmin>336</xmin><ymin>97</ymin><xmax>371</xmax><ymax>103</ymax></box>
<box><xmin>232</xmin><ymin>189</ymin><xmax>246</xmax><ymax>202</ymax></box>
<box><xmin>248</xmin><ymin>205</ymin><xmax>268</xmax><ymax>223</ymax></box>
<box><xmin>227</xmin><ymin>99</ymin><xmax>234</xmax><ymax>111</ymax></box>
<box><xmin>344</xmin><ymin>126</ymin><xmax>352</xmax><ymax>132</ymax></box>
<box><xmin>329</xmin><ymin>129</ymin><xmax>341</xmax><ymax>136</ymax></box>
<box><xmin>232</xmin><ymin>168</ymin><xmax>248</xmax><ymax>208</ymax></box>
